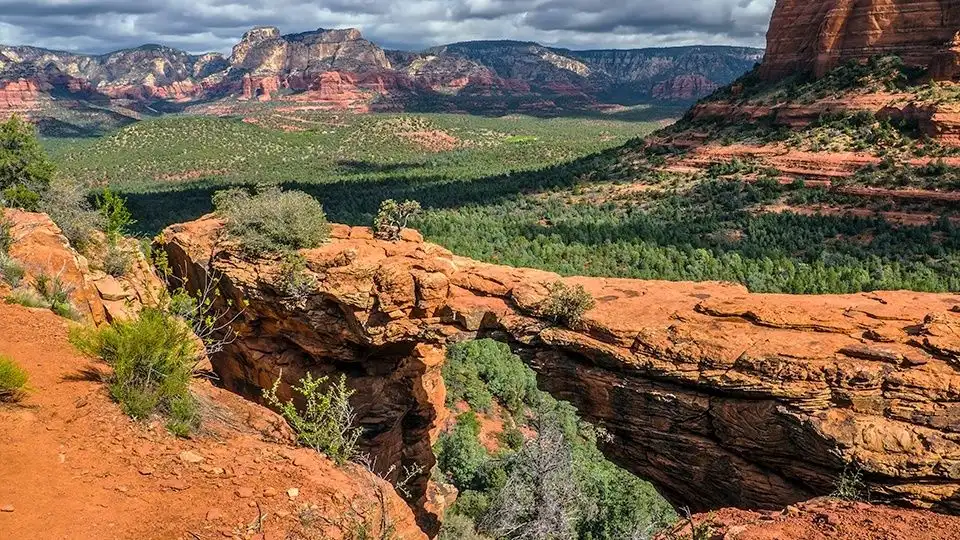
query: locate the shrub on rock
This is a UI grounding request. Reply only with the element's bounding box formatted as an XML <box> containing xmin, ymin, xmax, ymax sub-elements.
<box><xmin>374</xmin><ymin>199</ymin><xmax>421</xmax><ymax>241</ymax></box>
<box><xmin>540</xmin><ymin>281</ymin><xmax>596</xmax><ymax>327</ymax></box>
<box><xmin>212</xmin><ymin>187</ymin><xmax>330</xmax><ymax>255</ymax></box>
<box><xmin>264</xmin><ymin>371</ymin><xmax>361</xmax><ymax>465</ymax></box>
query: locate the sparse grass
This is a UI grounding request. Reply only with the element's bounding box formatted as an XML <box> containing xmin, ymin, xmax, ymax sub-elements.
<box><xmin>0</xmin><ymin>254</ymin><xmax>25</xmax><ymax>287</ymax></box>
<box><xmin>0</xmin><ymin>355</ymin><xmax>29</xmax><ymax>403</ymax></box>
<box><xmin>69</xmin><ymin>308</ymin><xmax>201</xmax><ymax>435</ymax></box>
<box><xmin>4</xmin><ymin>271</ymin><xmax>82</xmax><ymax>319</ymax></box>
<box><xmin>103</xmin><ymin>243</ymin><xmax>133</xmax><ymax>277</ymax></box>
<box><xmin>213</xmin><ymin>187</ymin><xmax>330</xmax><ymax>255</ymax></box>
<box><xmin>832</xmin><ymin>463</ymin><xmax>869</xmax><ymax>502</ymax></box>
<box><xmin>33</xmin><ymin>272</ymin><xmax>81</xmax><ymax>320</ymax></box>
<box><xmin>5</xmin><ymin>288</ymin><xmax>47</xmax><ymax>308</ymax></box>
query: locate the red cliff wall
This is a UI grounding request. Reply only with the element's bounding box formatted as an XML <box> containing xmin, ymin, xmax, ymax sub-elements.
<box><xmin>760</xmin><ymin>0</ymin><xmax>960</xmax><ymax>80</ymax></box>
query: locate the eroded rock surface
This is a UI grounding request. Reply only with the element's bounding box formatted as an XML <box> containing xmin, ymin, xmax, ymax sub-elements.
<box><xmin>760</xmin><ymin>0</ymin><xmax>960</xmax><ymax>80</ymax></box>
<box><xmin>3</xmin><ymin>209</ymin><xmax>164</xmax><ymax>324</ymax></box>
<box><xmin>160</xmin><ymin>216</ymin><xmax>960</xmax><ymax>530</ymax></box>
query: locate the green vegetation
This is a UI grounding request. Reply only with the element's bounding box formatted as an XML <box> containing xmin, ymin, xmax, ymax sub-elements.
<box><xmin>43</xmin><ymin>109</ymin><xmax>960</xmax><ymax>296</ymax></box>
<box><xmin>374</xmin><ymin>199</ymin><xmax>422</xmax><ymax>241</ymax></box>
<box><xmin>264</xmin><ymin>371</ymin><xmax>361</xmax><ymax>465</ymax></box>
<box><xmin>38</xmin><ymin>178</ymin><xmax>104</xmax><ymax>252</ymax></box>
<box><xmin>213</xmin><ymin>186</ymin><xmax>330</xmax><ymax>255</ymax></box>
<box><xmin>97</xmin><ymin>188</ymin><xmax>136</xmax><ymax>241</ymax></box>
<box><xmin>0</xmin><ymin>255</ymin><xmax>24</xmax><ymax>288</ymax></box>
<box><xmin>847</xmin><ymin>158</ymin><xmax>960</xmax><ymax>190</ymax></box>
<box><xmin>70</xmin><ymin>308</ymin><xmax>201</xmax><ymax>435</ymax></box>
<box><xmin>34</xmin><ymin>272</ymin><xmax>81</xmax><ymax>319</ymax></box>
<box><xmin>831</xmin><ymin>463</ymin><xmax>870</xmax><ymax>502</ymax></box>
<box><xmin>0</xmin><ymin>354</ymin><xmax>29</xmax><ymax>403</ymax></box>
<box><xmin>671</xmin><ymin>109</ymin><xmax>960</xmax><ymax>159</ymax></box>
<box><xmin>444</xmin><ymin>340</ymin><xmax>538</xmax><ymax>415</ymax></box>
<box><xmin>48</xmin><ymin>113</ymin><xmax>661</xmax><ymax>234</ymax></box>
<box><xmin>1</xmin><ymin>115</ymin><xmax>55</xmax><ymax>210</ymax></box>
<box><xmin>275</xmin><ymin>252</ymin><xmax>317</xmax><ymax>306</ymax></box>
<box><xmin>539</xmin><ymin>282</ymin><xmax>596</xmax><ymax>327</ymax></box>
<box><xmin>0</xmin><ymin>215</ymin><xmax>21</xmax><ymax>288</ymax></box>
<box><xmin>417</xmin><ymin>176</ymin><xmax>960</xmax><ymax>294</ymax></box>
<box><xmin>709</xmin><ymin>55</ymin><xmax>923</xmax><ymax>105</ymax></box>
<box><xmin>436</xmin><ymin>339</ymin><xmax>675</xmax><ymax>540</ymax></box>
<box><xmin>0</xmin><ymin>214</ymin><xmax>11</xmax><ymax>254</ymax></box>
<box><xmin>4</xmin><ymin>270</ymin><xmax>82</xmax><ymax>319</ymax></box>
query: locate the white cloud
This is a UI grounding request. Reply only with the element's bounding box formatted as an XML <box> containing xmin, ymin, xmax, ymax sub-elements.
<box><xmin>0</xmin><ymin>0</ymin><xmax>775</xmax><ymax>54</ymax></box>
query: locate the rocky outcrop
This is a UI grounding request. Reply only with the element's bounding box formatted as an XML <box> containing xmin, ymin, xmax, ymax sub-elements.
<box><xmin>652</xmin><ymin>75</ymin><xmax>720</xmax><ymax>100</ymax></box>
<box><xmin>230</xmin><ymin>27</ymin><xmax>392</xmax><ymax>76</ymax></box>
<box><xmin>3</xmin><ymin>209</ymin><xmax>164</xmax><ymax>324</ymax></box>
<box><xmin>0</xmin><ymin>80</ymin><xmax>40</xmax><ymax>111</ymax></box>
<box><xmin>160</xmin><ymin>216</ymin><xmax>960</xmax><ymax>531</ymax></box>
<box><xmin>419</xmin><ymin>42</ymin><xmax>763</xmax><ymax>102</ymax></box>
<box><xmin>760</xmin><ymin>0</ymin><xmax>960</xmax><ymax>80</ymax></box>
<box><xmin>0</xmin><ymin>298</ymin><xmax>425</xmax><ymax>540</ymax></box>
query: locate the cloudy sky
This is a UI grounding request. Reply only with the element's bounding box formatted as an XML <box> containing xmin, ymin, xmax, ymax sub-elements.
<box><xmin>0</xmin><ymin>0</ymin><xmax>775</xmax><ymax>54</ymax></box>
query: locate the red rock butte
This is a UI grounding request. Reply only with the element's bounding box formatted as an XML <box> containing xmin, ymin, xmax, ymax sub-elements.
<box><xmin>760</xmin><ymin>0</ymin><xmax>960</xmax><ymax>80</ymax></box>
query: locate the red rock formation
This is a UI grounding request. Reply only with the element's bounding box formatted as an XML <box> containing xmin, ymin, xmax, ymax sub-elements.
<box><xmin>241</xmin><ymin>74</ymin><xmax>282</xmax><ymax>101</ymax></box>
<box><xmin>0</xmin><ymin>297</ymin><xmax>425</xmax><ymax>540</ymax></box>
<box><xmin>760</xmin><ymin>0</ymin><xmax>960</xmax><ymax>80</ymax></box>
<box><xmin>161</xmin><ymin>217</ymin><xmax>960</xmax><ymax>533</ymax></box>
<box><xmin>102</xmin><ymin>80</ymin><xmax>204</xmax><ymax>102</ymax></box>
<box><xmin>0</xmin><ymin>80</ymin><xmax>40</xmax><ymax>111</ymax></box>
<box><xmin>3</xmin><ymin>209</ymin><xmax>164</xmax><ymax>324</ymax></box>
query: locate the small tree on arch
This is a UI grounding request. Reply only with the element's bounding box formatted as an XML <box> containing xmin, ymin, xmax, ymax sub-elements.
<box><xmin>374</xmin><ymin>199</ymin><xmax>422</xmax><ymax>241</ymax></box>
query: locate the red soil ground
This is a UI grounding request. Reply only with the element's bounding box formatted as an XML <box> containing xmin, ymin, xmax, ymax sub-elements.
<box><xmin>0</xmin><ymin>303</ymin><xmax>423</xmax><ymax>540</ymax></box>
<box><xmin>673</xmin><ymin>498</ymin><xmax>960</xmax><ymax>540</ymax></box>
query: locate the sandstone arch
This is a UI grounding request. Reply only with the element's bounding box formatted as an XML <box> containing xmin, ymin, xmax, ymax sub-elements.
<box><xmin>161</xmin><ymin>217</ymin><xmax>960</xmax><ymax>533</ymax></box>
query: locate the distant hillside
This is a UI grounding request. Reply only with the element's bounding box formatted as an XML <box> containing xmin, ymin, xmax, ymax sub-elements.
<box><xmin>0</xmin><ymin>27</ymin><xmax>762</xmax><ymax>135</ymax></box>
<box><xmin>420</xmin><ymin>41</ymin><xmax>763</xmax><ymax>103</ymax></box>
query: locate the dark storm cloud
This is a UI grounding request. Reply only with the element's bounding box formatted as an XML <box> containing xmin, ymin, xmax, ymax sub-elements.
<box><xmin>0</xmin><ymin>0</ymin><xmax>775</xmax><ymax>55</ymax></box>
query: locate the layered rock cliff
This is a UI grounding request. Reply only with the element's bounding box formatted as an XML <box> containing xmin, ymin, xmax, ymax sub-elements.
<box><xmin>760</xmin><ymin>0</ymin><xmax>960</xmax><ymax>80</ymax></box>
<box><xmin>0</xmin><ymin>27</ymin><xmax>761</xmax><ymax>131</ymax></box>
<box><xmin>160</xmin><ymin>217</ymin><xmax>960</xmax><ymax>533</ymax></box>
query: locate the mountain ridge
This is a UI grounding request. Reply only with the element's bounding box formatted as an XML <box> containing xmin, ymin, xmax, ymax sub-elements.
<box><xmin>0</xmin><ymin>26</ymin><xmax>762</xmax><ymax>135</ymax></box>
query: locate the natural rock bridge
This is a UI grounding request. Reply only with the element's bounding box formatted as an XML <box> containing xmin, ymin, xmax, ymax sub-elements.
<box><xmin>161</xmin><ymin>217</ymin><xmax>960</xmax><ymax>533</ymax></box>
